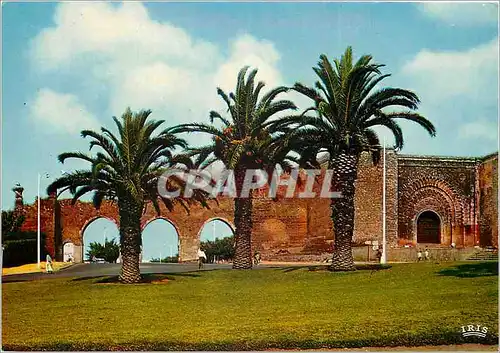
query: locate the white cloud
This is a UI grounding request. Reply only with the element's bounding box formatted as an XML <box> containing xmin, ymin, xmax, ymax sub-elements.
<box><xmin>213</xmin><ymin>35</ymin><xmax>283</xmax><ymax>93</ymax></box>
<box><xmin>30</xmin><ymin>88</ymin><xmax>99</xmax><ymax>134</ymax></box>
<box><xmin>459</xmin><ymin>121</ymin><xmax>498</xmax><ymax>142</ymax></box>
<box><xmin>419</xmin><ymin>3</ymin><xmax>498</xmax><ymax>26</ymax></box>
<box><xmin>398</xmin><ymin>38</ymin><xmax>499</xmax><ymax>155</ymax></box>
<box><xmin>30</xmin><ymin>3</ymin><xmax>293</xmax><ymax>145</ymax></box>
<box><xmin>402</xmin><ymin>38</ymin><xmax>498</xmax><ymax>101</ymax></box>
<box><xmin>110</xmin><ymin>62</ymin><xmax>212</xmax><ymax>120</ymax></box>
<box><xmin>31</xmin><ymin>2</ymin><xmax>218</xmax><ymax>72</ymax></box>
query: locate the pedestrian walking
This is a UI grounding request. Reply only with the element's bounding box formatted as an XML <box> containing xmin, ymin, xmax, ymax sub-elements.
<box><xmin>46</xmin><ymin>254</ymin><xmax>54</xmax><ymax>273</ymax></box>
<box><xmin>197</xmin><ymin>248</ymin><xmax>207</xmax><ymax>269</ymax></box>
<box><xmin>417</xmin><ymin>250</ymin><xmax>423</xmax><ymax>262</ymax></box>
<box><xmin>376</xmin><ymin>247</ymin><xmax>382</xmax><ymax>263</ymax></box>
<box><xmin>424</xmin><ymin>248</ymin><xmax>430</xmax><ymax>261</ymax></box>
<box><xmin>253</xmin><ymin>251</ymin><xmax>261</xmax><ymax>265</ymax></box>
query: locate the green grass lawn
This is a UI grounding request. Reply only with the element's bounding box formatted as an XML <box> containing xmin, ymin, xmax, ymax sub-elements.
<box><xmin>2</xmin><ymin>262</ymin><xmax>498</xmax><ymax>351</ymax></box>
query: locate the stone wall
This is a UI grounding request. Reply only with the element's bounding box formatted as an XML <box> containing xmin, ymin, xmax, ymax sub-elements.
<box><xmin>478</xmin><ymin>153</ymin><xmax>498</xmax><ymax>248</ymax></box>
<box><xmin>397</xmin><ymin>155</ymin><xmax>478</xmax><ymax>247</ymax></box>
<box><xmin>18</xmin><ymin>198</ymin><xmax>57</xmax><ymax>258</ymax></box>
<box><xmin>12</xmin><ymin>151</ymin><xmax>498</xmax><ymax>263</ymax></box>
<box><xmin>263</xmin><ymin>247</ymin><xmax>479</xmax><ymax>262</ymax></box>
<box><xmin>352</xmin><ymin>150</ymin><xmax>398</xmax><ymax>246</ymax></box>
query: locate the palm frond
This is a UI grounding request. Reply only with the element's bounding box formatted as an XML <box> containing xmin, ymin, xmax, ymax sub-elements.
<box><xmin>288</xmin><ymin>47</ymin><xmax>433</xmax><ymax>159</ymax></box>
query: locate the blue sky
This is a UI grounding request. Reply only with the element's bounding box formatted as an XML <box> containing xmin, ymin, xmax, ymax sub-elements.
<box><xmin>2</xmin><ymin>2</ymin><xmax>498</xmax><ymax>258</ymax></box>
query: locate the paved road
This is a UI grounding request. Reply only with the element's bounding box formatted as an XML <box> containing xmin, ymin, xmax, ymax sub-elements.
<box><xmin>1</xmin><ymin>262</ymin><xmax>294</xmax><ymax>283</ymax></box>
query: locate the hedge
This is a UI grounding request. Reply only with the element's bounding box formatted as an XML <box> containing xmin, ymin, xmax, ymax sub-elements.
<box><xmin>2</xmin><ymin>232</ymin><xmax>46</xmax><ymax>267</ymax></box>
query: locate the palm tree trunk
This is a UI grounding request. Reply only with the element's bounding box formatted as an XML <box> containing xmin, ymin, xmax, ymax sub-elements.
<box><xmin>330</xmin><ymin>153</ymin><xmax>359</xmax><ymax>271</ymax></box>
<box><xmin>232</xmin><ymin>168</ymin><xmax>253</xmax><ymax>269</ymax></box>
<box><xmin>118</xmin><ymin>197</ymin><xmax>143</xmax><ymax>283</ymax></box>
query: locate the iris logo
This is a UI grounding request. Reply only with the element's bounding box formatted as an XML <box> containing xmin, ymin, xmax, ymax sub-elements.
<box><xmin>460</xmin><ymin>324</ymin><xmax>488</xmax><ymax>338</ymax></box>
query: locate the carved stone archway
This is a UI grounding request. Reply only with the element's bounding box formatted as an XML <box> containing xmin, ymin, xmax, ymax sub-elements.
<box><xmin>400</xmin><ymin>178</ymin><xmax>465</xmax><ymax>246</ymax></box>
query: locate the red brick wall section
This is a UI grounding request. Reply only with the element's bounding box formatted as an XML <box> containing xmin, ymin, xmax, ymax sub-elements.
<box><xmin>478</xmin><ymin>154</ymin><xmax>498</xmax><ymax>248</ymax></box>
<box><xmin>253</xmin><ymin>198</ymin><xmax>310</xmax><ymax>256</ymax></box>
<box><xmin>19</xmin><ymin>198</ymin><xmax>56</xmax><ymax>258</ymax></box>
<box><xmin>352</xmin><ymin>150</ymin><xmax>398</xmax><ymax>247</ymax></box>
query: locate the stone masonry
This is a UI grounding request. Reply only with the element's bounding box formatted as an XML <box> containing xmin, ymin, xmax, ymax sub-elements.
<box><xmin>12</xmin><ymin>151</ymin><xmax>498</xmax><ymax>262</ymax></box>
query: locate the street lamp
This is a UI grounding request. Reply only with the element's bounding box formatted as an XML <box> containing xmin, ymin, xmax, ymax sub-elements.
<box><xmin>37</xmin><ymin>173</ymin><xmax>50</xmax><ymax>269</ymax></box>
<box><xmin>37</xmin><ymin>174</ymin><xmax>41</xmax><ymax>269</ymax></box>
<box><xmin>381</xmin><ymin>137</ymin><xmax>387</xmax><ymax>265</ymax></box>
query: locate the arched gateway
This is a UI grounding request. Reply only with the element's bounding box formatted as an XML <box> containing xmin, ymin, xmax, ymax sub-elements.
<box><xmin>417</xmin><ymin>211</ymin><xmax>441</xmax><ymax>244</ymax></box>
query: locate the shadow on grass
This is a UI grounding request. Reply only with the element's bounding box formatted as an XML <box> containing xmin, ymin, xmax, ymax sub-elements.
<box><xmin>438</xmin><ymin>262</ymin><xmax>498</xmax><ymax>278</ymax></box>
<box><xmin>71</xmin><ymin>272</ymin><xmax>202</xmax><ymax>284</ymax></box>
<box><xmin>355</xmin><ymin>263</ymin><xmax>392</xmax><ymax>271</ymax></box>
<box><xmin>280</xmin><ymin>265</ymin><xmax>326</xmax><ymax>273</ymax></box>
<box><xmin>279</xmin><ymin>264</ymin><xmax>392</xmax><ymax>273</ymax></box>
<box><xmin>1</xmin><ymin>278</ymin><xmax>30</xmax><ymax>283</ymax></box>
<box><xmin>2</xmin><ymin>272</ymin><xmax>59</xmax><ymax>283</ymax></box>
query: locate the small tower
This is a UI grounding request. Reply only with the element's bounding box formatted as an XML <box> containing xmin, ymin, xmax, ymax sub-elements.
<box><xmin>12</xmin><ymin>184</ymin><xmax>24</xmax><ymax>209</ymax></box>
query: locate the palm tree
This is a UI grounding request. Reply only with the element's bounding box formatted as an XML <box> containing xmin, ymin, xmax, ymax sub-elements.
<box><xmin>275</xmin><ymin>47</ymin><xmax>436</xmax><ymax>271</ymax></box>
<box><xmin>170</xmin><ymin>66</ymin><xmax>302</xmax><ymax>269</ymax></box>
<box><xmin>47</xmin><ymin>108</ymin><xmax>208</xmax><ymax>283</ymax></box>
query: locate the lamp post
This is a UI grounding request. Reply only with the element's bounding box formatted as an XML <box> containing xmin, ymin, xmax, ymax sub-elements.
<box><xmin>160</xmin><ymin>243</ymin><xmax>169</xmax><ymax>263</ymax></box>
<box><xmin>37</xmin><ymin>173</ymin><xmax>41</xmax><ymax>269</ymax></box>
<box><xmin>381</xmin><ymin>137</ymin><xmax>387</xmax><ymax>264</ymax></box>
<box><xmin>37</xmin><ymin>173</ymin><xmax>50</xmax><ymax>268</ymax></box>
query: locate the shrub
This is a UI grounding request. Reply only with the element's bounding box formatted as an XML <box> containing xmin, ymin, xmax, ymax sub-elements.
<box><xmin>200</xmin><ymin>236</ymin><xmax>235</xmax><ymax>263</ymax></box>
<box><xmin>2</xmin><ymin>232</ymin><xmax>46</xmax><ymax>267</ymax></box>
<box><xmin>86</xmin><ymin>238</ymin><xmax>120</xmax><ymax>263</ymax></box>
<box><xmin>1</xmin><ymin>210</ymin><xmax>25</xmax><ymax>236</ymax></box>
<box><xmin>150</xmin><ymin>256</ymin><xmax>178</xmax><ymax>263</ymax></box>
<box><xmin>1</xmin><ymin>210</ymin><xmax>50</xmax><ymax>267</ymax></box>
